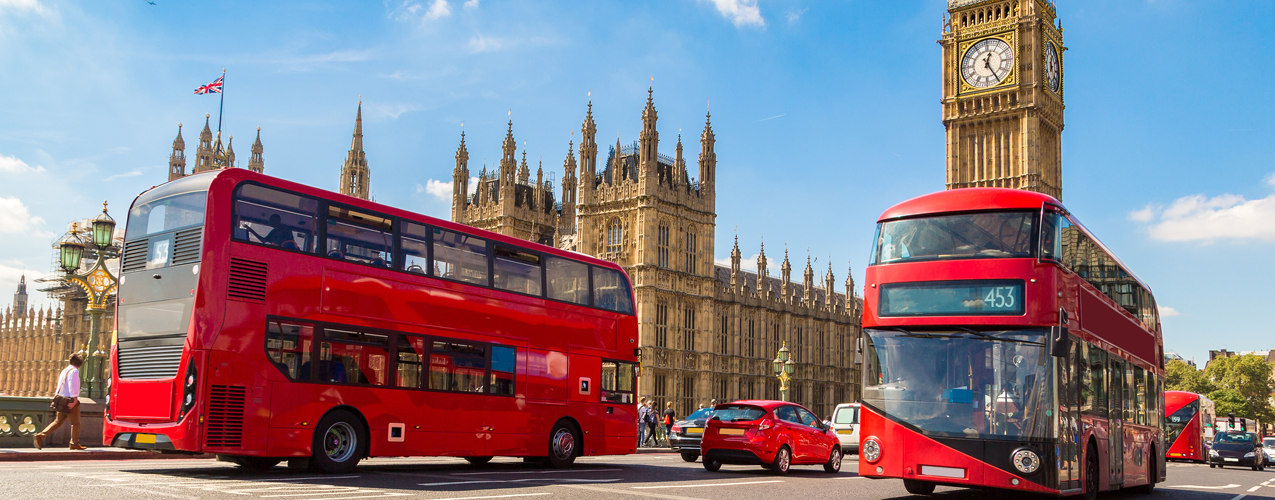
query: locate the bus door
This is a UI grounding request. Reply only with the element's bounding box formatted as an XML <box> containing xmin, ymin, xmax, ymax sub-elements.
<box><xmin>1107</xmin><ymin>358</ymin><xmax>1124</xmax><ymax>486</ymax></box>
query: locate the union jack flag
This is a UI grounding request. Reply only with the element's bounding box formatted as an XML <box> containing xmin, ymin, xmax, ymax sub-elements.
<box><xmin>193</xmin><ymin>76</ymin><xmax>223</xmax><ymax>95</ymax></box>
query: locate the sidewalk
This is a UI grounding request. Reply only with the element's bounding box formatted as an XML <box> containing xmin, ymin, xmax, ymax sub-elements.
<box><xmin>0</xmin><ymin>446</ymin><xmax>214</xmax><ymax>462</ymax></box>
<box><xmin>636</xmin><ymin>446</ymin><xmax>678</xmax><ymax>454</ymax></box>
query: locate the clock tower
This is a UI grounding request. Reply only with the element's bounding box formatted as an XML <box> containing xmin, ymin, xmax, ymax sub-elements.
<box><xmin>941</xmin><ymin>0</ymin><xmax>1064</xmax><ymax>200</ymax></box>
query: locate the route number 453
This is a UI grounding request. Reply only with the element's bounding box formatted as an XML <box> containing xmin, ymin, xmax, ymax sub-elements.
<box><xmin>984</xmin><ymin>287</ymin><xmax>1017</xmax><ymax>309</ymax></box>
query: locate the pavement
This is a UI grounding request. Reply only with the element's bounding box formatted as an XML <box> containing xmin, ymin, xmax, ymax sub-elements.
<box><xmin>0</xmin><ymin>446</ymin><xmax>213</xmax><ymax>462</ymax></box>
<box><xmin>0</xmin><ymin>452</ymin><xmax>1271</xmax><ymax>500</ymax></box>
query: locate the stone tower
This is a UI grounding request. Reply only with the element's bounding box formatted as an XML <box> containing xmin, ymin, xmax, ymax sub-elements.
<box><xmin>941</xmin><ymin>0</ymin><xmax>1064</xmax><ymax>200</ymax></box>
<box><xmin>339</xmin><ymin>101</ymin><xmax>371</xmax><ymax>200</ymax></box>
<box><xmin>451</xmin><ymin>120</ymin><xmax>561</xmax><ymax>246</ymax></box>
<box><xmin>248</xmin><ymin>127</ymin><xmax>265</xmax><ymax>173</ymax></box>
<box><xmin>192</xmin><ymin>115</ymin><xmax>215</xmax><ymax>174</ymax></box>
<box><xmin>168</xmin><ymin>124</ymin><xmax>187</xmax><ymax>181</ymax></box>
<box><xmin>12</xmin><ymin>274</ymin><xmax>28</xmax><ymax>315</ymax></box>
<box><xmin>450</xmin><ymin>131</ymin><xmax>470</xmax><ymax>223</ymax></box>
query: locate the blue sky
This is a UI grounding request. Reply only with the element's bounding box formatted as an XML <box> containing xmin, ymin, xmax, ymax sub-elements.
<box><xmin>1</xmin><ymin>0</ymin><xmax>1272</xmax><ymax>364</ymax></box>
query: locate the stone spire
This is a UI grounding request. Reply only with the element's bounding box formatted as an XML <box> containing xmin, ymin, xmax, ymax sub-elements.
<box><xmin>825</xmin><ymin>261</ymin><xmax>836</xmax><ymax>310</ymax></box>
<box><xmin>845</xmin><ymin>260</ymin><xmax>857</xmax><ymax>314</ymax></box>
<box><xmin>757</xmin><ymin>240</ymin><xmax>769</xmax><ymax>300</ymax></box>
<box><xmin>211</xmin><ymin>131</ymin><xmax>228</xmax><ymax>169</ymax></box>
<box><xmin>639</xmin><ymin>86</ymin><xmax>659</xmax><ymax>184</ymax></box>
<box><xmin>730</xmin><ymin>235</ymin><xmax>742</xmax><ymax>292</ymax></box>
<box><xmin>13</xmin><ymin>274</ymin><xmax>28</xmax><ymax>315</ymax></box>
<box><xmin>225</xmin><ymin>134</ymin><xmax>236</xmax><ymax>168</ymax></box>
<box><xmin>339</xmin><ymin>100</ymin><xmax>371</xmax><ymax>200</ymax></box>
<box><xmin>781</xmin><ymin>247</ymin><xmax>792</xmax><ymax>301</ymax></box>
<box><xmin>500</xmin><ymin>120</ymin><xmax>517</xmax><ymax>188</ymax></box>
<box><xmin>193</xmin><ymin>114</ymin><xmax>215</xmax><ymax>174</ymax></box>
<box><xmin>698</xmin><ymin>109</ymin><xmax>715</xmax><ymax>192</ymax></box>
<box><xmin>560</xmin><ymin>140</ymin><xmax>578</xmax><ymax>236</ymax></box>
<box><xmin>675</xmin><ymin>132</ymin><xmax>685</xmax><ymax>189</ymax></box>
<box><xmin>803</xmin><ymin>254</ymin><xmax>815</xmax><ymax>304</ymax></box>
<box><xmin>579</xmin><ymin>98</ymin><xmax>598</xmax><ymax>199</ymax></box>
<box><xmin>614</xmin><ymin>136</ymin><xmax>625</xmax><ymax>182</ymax></box>
<box><xmin>168</xmin><ymin>123</ymin><xmax>187</xmax><ymax>181</ymax></box>
<box><xmin>248</xmin><ymin>127</ymin><xmax>264</xmax><ymax>173</ymax></box>
<box><xmin>518</xmin><ymin>150</ymin><xmax>531</xmax><ymax>184</ymax></box>
<box><xmin>451</xmin><ymin>129</ymin><xmax>470</xmax><ymax>222</ymax></box>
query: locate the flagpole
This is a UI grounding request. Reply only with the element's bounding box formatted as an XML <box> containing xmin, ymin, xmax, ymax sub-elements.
<box><xmin>217</xmin><ymin>69</ymin><xmax>226</xmax><ymax>133</ymax></box>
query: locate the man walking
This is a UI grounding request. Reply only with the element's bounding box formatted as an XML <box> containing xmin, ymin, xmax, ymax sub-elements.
<box><xmin>662</xmin><ymin>402</ymin><xmax>676</xmax><ymax>448</ymax></box>
<box><xmin>35</xmin><ymin>355</ymin><xmax>86</xmax><ymax>450</ymax></box>
<box><xmin>637</xmin><ymin>397</ymin><xmax>649</xmax><ymax>447</ymax></box>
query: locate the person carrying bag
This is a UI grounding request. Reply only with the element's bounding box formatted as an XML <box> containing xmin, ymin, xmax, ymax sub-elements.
<box><xmin>35</xmin><ymin>354</ymin><xmax>86</xmax><ymax>450</ymax></box>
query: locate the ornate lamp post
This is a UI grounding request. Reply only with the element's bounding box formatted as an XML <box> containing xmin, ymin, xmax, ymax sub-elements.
<box><xmin>772</xmin><ymin>342</ymin><xmax>796</xmax><ymax>402</ymax></box>
<box><xmin>56</xmin><ymin>202</ymin><xmax>118</xmax><ymax>399</ymax></box>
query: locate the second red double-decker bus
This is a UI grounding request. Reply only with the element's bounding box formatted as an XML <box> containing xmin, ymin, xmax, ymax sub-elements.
<box><xmin>858</xmin><ymin>188</ymin><xmax>1165</xmax><ymax>498</ymax></box>
<box><xmin>104</xmin><ymin>169</ymin><xmax>640</xmax><ymax>472</ymax></box>
<box><xmin>1164</xmin><ymin>391</ymin><xmax>1215</xmax><ymax>462</ymax></box>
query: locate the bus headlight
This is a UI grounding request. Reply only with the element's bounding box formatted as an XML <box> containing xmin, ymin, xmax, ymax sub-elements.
<box><xmin>863</xmin><ymin>437</ymin><xmax>882</xmax><ymax>463</ymax></box>
<box><xmin>1012</xmin><ymin>448</ymin><xmax>1042</xmax><ymax>475</ymax></box>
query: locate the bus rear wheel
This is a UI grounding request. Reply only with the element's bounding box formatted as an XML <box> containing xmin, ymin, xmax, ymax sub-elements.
<box><xmin>545</xmin><ymin>420</ymin><xmax>580</xmax><ymax>468</ymax></box>
<box><xmin>902</xmin><ymin>479</ymin><xmax>935</xmax><ymax>495</ymax></box>
<box><xmin>1083</xmin><ymin>444</ymin><xmax>1099</xmax><ymax>500</ymax></box>
<box><xmin>311</xmin><ymin>409</ymin><xmax>366</xmax><ymax>474</ymax></box>
<box><xmin>1134</xmin><ymin>447</ymin><xmax>1157</xmax><ymax>494</ymax></box>
<box><xmin>465</xmin><ymin>456</ymin><xmax>494</xmax><ymax>465</ymax></box>
<box><xmin>221</xmin><ymin>455</ymin><xmax>282</xmax><ymax>471</ymax></box>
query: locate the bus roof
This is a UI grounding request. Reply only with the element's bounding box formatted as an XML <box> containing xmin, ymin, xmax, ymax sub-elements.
<box><xmin>877</xmin><ymin>188</ymin><xmax>1061</xmax><ymax>222</ymax></box>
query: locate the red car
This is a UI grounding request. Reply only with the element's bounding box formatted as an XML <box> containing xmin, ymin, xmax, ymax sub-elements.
<box><xmin>700</xmin><ymin>400</ymin><xmax>843</xmax><ymax>474</ymax></box>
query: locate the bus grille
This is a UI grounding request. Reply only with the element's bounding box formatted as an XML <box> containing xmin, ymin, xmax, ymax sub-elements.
<box><xmin>121</xmin><ymin>239</ymin><xmax>148</xmax><ymax>273</ymax></box>
<box><xmin>206</xmin><ymin>385</ymin><xmax>247</xmax><ymax>448</ymax></box>
<box><xmin>228</xmin><ymin>258</ymin><xmax>267</xmax><ymax>302</ymax></box>
<box><xmin>172</xmin><ymin>228</ymin><xmax>202</xmax><ymax>265</ymax></box>
<box><xmin>117</xmin><ymin>344</ymin><xmax>184</xmax><ymax>380</ymax></box>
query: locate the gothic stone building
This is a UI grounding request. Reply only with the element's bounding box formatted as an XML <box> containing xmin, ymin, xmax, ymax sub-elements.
<box><xmin>168</xmin><ymin>114</ymin><xmax>265</xmax><ymax>182</ymax></box>
<box><xmin>452</xmin><ymin>90</ymin><xmax>863</xmax><ymax>418</ymax></box>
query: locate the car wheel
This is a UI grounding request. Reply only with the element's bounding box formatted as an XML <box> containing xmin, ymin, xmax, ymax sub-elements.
<box><xmin>703</xmin><ymin>459</ymin><xmax>722</xmax><ymax>472</ymax></box>
<box><xmin>824</xmin><ymin>446</ymin><xmax>842</xmax><ymax>473</ymax></box>
<box><xmin>465</xmin><ymin>456</ymin><xmax>493</xmax><ymax>465</ymax></box>
<box><xmin>903</xmin><ymin>479</ymin><xmax>935</xmax><ymax>495</ymax></box>
<box><xmin>771</xmin><ymin>446</ymin><xmax>791</xmax><ymax>475</ymax></box>
<box><xmin>311</xmin><ymin>409</ymin><xmax>366</xmax><ymax>474</ymax></box>
<box><xmin>545</xmin><ymin>420</ymin><xmax>580</xmax><ymax>468</ymax></box>
<box><xmin>680</xmin><ymin>452</ymin><xmax>699</xmax><ymax>463</ymax></box>
<box><xmin>222</xmin><ymin>455</ymin><xmax>282</xmax><ymax>471</ymax></box>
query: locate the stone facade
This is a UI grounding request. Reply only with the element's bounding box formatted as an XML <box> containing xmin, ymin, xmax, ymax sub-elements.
<box><xmin>941</xmin><ymin>0</ymin><xmax>1064</xmax><ymax>200</ymax></box>
<box><xmin>168</xmin><ymin>114</ymin><xmax>264</xmax><ymax>182</ymax></box>
<box><xmin>339</xmin><ymin>102</ymin><xmax>371</xmax><ymax>200</ymax></box>
<box><xmin>451</xmin><ymin>90</ymin><xmax>863</xmax><ymax>419</ymax></box>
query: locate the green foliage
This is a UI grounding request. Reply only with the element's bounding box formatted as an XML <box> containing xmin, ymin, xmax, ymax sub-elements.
<box><xmin>1165</xmin><ymin>359</ymin><xmax>1215</xmax><ymax>395</ymax></box>
<box><xmin>1204</xmin><ymin>355</ymin><xmax>1274</xmax><ymax>422</ymax></box>
<box><xmin>1208</xmin><ymin>389</ymin><xmax>1247</xmax><ymax>420</ymax></box>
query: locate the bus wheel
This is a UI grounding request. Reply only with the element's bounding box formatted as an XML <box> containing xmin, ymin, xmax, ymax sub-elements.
<box><xmin>545</xmin><ymin>421</ymin><xmax>579</xmax><ymax>468</ymax></box>
<box><xmin>312</xmin><ymin>410</ymin><xmax>366</xmax><ymax>474</ymax></box>
<box><xmin>1083</xmin><ymin>444</ymin><xmax>1099</xmax><ymax>500</ymax></box>
<box><xmin>221</xmin><ymin>455</ymin><xmax>282</xmax><ymax>471</ymax></box>
<box><xmin>1134</xmin><ymin>447</ymin><xmax>1156</xmax><ymax>494</ymax></box>
<box><xmin>465</xmin><ymin>456</ymin><xmax>494</xmax><ymax>465</ymax></box>
<box><xmin>902</xmin><ymin>479</ymin><xmax>935</xmax><ymax>495</ymax></box>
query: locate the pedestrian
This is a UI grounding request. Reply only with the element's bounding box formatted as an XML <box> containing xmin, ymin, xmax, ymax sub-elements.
<box><xmin>710</xmin><ymin>399</ymin><xmax>717</xmax><ymax>407</ymax></box>
<box><xmin>644</xmin><ymin>400</ymin><xmax>658</xmax><ymax>447</ymax></box>
<box><xmin>662</xmin><ymin>402</ymin><xmax>676</xmax><ymax>447</ymax></box>
<box><xmin>34</xmin><ymin>354</ymin><xmax>86</xmax><ymax>450</ymax></box>
<box><xmin>637</xmin><ymin>397</ymin><xmax>649</xmax><ymax>447</ymax></box>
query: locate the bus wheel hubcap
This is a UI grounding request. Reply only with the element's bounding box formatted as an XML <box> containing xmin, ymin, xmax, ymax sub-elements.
<box><xmin>325</xmin><ymin>422</ymin><xmax>357</xmax><ymax>462</ymax></box>
<box><xmin>552</xmin><ymin>429</ymin><xmax>575</xmax><ymax>459</ymax></box>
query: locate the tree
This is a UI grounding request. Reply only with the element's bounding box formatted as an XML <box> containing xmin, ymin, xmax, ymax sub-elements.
<box><xmin>1165</xmin><ymin>359</ymin><xmax>1214</xmax><ymax>394</ymax></box>
<box><xmin>1208</xmin><ymin>389</ymin><xmax>1247</xmax><ymax>421</ymax></box>
<box><xmin>1204</xmin><ymin>354</ymin><xmax>1274</xmax><ymax>422</ymax></box>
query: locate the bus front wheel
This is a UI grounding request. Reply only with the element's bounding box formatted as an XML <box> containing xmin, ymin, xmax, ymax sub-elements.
<box><xmin>902</xmin><ymin>479</ymin><xmax>935</xmax><ymax>495</ymax></box>
<box><xmin>221</xmin><ymin>455</ymin><xmax>282</xmax><ymax>471</ymax></box>
<box><xmin>311</xmin><ymin>409</ymin><xmax>366</xmax><ymax>474</ymax></box>
<box><xmin>545</xmin><ymin>420</ymin><xmax>580</xmax><ymax>468</ymax></box>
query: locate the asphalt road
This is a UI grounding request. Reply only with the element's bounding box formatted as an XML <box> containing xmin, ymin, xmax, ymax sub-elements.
<box><xmin>1</xmin><ymin>453</ymin><xmax>1271</xmax><ymax>500</ymax></box>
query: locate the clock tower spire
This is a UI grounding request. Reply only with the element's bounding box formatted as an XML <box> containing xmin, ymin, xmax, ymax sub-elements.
<box><xmin>941</xmin><ymin>0</ymin><xmax>1064</xmax><ymax>200</ymax></box>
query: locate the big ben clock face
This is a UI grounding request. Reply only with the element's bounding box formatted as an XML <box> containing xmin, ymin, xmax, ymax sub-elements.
<box><xmin>1044</xmin><ymin>40</ymin><xmax>1060</xmax><ymax>92</ymax></box>
<box><xmin>961</xmin><ymin>38</ymin><xmax>1015</xmax><ymax>88</ymax></box>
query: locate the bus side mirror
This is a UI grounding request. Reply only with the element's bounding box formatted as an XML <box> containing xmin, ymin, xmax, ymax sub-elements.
<box><xmin>1050</xmin><ymin>326</ymin><xmax>1070</xmax><ymax>358</ymax></box>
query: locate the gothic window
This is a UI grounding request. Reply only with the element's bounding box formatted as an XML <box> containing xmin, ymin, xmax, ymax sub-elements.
<box><xmin>683</xmin><ymin>229</ymin><xmax>697</xmax><ymax>274</ymax></box>
<box><xmin>815</xmin><ymin>327</ymin><xmax>824</xmax><ymax>365</ymax></box>
<box><xmin>606</xmin><ymin>218</ymin><xmax>623</xmax><ymax>254</ymax></box>
<box><xmin>746</xmin><ymin>318</ymin><xmax>755</xmax><ymax>359</ymax></box>
<box><xmin>682</xmin><ymin>375</ymin><xmax>695</xmax><ymax>413</ymax></box>
<box><xmin>717</xmin><ymin>314</ymin><xmax>728</xmax><ymax>355</ymax></box>
<box><xmin>655</xmin><ymin>302</ymin><xmax>668</xmax><ymax>347</ymax></box>
<box><xmin>652</xmin><ymin>372</ymin><xmax>667</xmax><ymax>408</ymax></box>
<box><xmin>715</xmin><ymin>377</ymin><xmax>728</xmax><ymax>403</ymax></box>
<box><xmin>773</xmin><ymin>321</ymin><xmax>781</xmax><ymax>358</ymax></box>
<box><xmin>657</xmin><ymin>222</ymin><xmax>669</xmax><ymax>268</ymax></box>
<box><xmin>682</xmin><ymin>306</ymin><xmax>696</xmax><ymax>351</ymax></box>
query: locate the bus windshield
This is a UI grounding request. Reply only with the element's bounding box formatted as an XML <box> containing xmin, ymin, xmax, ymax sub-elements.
<box><xmin>872</xmin><ymin>211</ymin><xmax>1035</xmax><ymax>265</ymax></box>
<box><xmin>862</xmin><ymin>328</ymin><xmax>1052</xmax><ymax>441</ymax></box>
<box><xmin>1165</xmin><ymin>399</ymin><xmax>1199</xmax><ymax>448</ymax></box>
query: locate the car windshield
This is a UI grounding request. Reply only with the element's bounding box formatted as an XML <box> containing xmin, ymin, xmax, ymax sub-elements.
<box><xmin>714</xmin><ymin>405</ymin><xmax>766</xmax><ymax>422</ymax></box>
<box><xmin>1216</xmin><ymin>432</ymin><xmax>1255</xmax><ymax>444</ymax></box>
<box><xmin>833</xmin><ymin>406</ymin><xmax>858</xmax><ymax>424</ymax></box>
<box><xmin>1264</xmin><ymin>438</ymin><xmax>1275</xmax><ymax>447</ymax></box>
<box><xmin>863</xmin><ymin>328</ymin><xmax>1052</xmax><ymax>441</ymax></box>
<box><xmin>685</xmin><ymin>408</ymin><xmax>714</xmax><ymax>421</ymax></box>
<box><xmin>872</xmin><ymin>211</ymin><xmax>1036</xmax><ymax>265</ymax></box>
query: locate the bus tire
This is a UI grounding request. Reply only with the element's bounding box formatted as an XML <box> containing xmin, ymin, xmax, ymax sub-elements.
<box><xmin>902</xmin><ymin>479</ymin><xmax>935</xmax><ymax>495</ymax></box>
<box><xmin>464</xmin><ymin>456</ymin><xmax>493</xmax><ymax>465</ymax></box>
<box><xmin>1134</xmin><ymin>446</ymin><xmax>1156</xmax><ymax>494</ymax></box>
<box><xmin>545</xmin><ymin>420</ymin><xmax>580</xmax><ymax>468</ymax></box>
<box><xmin>1083</xmin><ymin>442</ymin><xmax>1099</xmax><ymax>500</ymax></box>
<box><xmin>311</xmin><ymin>409</ymin><xmax>366</xmax><ymax>474</ymax></box>
<box><xmin>221</xmin><ymin>455</ymin><xmax>282</xmax><ymax>471</ymax></box>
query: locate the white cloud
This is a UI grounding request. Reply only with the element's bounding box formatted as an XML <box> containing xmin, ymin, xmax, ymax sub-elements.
<box><xmin>0</xmin><ymin>196</ymin><xmax>44</xmax><ymax>234</ymax></box>
<box><xmin>467</xmin><ymin>35</ymin><xmax>505</xmax><ymax>53</ymax></box>
<box><xmin>715</xmin><ymin>253</ymin><xmax>761</xmax><ymax>273</ymax></box>
<box><xmin>0</xmin><ymin>154</ymin><xmax>46</xmax><ymax>173</ymax></box>
<box><xmin>420</xmin><ymin>177</ymin><xmax>478</xmax><ymax>201</ymax></box>
<box><xmin>1128</xmin><ymin>204</ymin><xmax>1156</xmax><ymax>223</ymax></box>
<box><xmin>0</xmin><ymin>0</ymin><xmax>49</xmax><ymax>16</ymax></box>
<box><xmin>1266</xmin><ymin>172</ymin><xmax>1275</xmax><ymax>188</ymax></box>
<box><xmin>463</xmin><ymin>0</ymin><xmax>478</xmax><ymax>9</ymax></box>
<box><xmin>423</xmin><ymin>0</ymin><xmax>451</xmax><ymax>20</ymax></box>
<box><xmin>371</xmin><ymin>103</ymin><xmax>418</xmax><ymax>119</ymax></box>
<box><xmin>104</xmin><ymin>169</ymin><xmax>142</xmax><ymax>181</ymax></box>
<box><xmin>703</xmin><ymin>0</ymin><xmax>765</xmax><ymax>28</ymax></box>
<box><xmin>1136</xmin><ymin>191</ymin><xmax>1275</xmax><ymax>242</ymax></box>
<box><xmin>1158</xmin><ymin>306</ymin><xmax>1180</xmax><ymax>317</ymax></box>
<box><xmin>786</xmin><ymin>8</ymin><xmax>806</xmax><ymax>24</ymax></box>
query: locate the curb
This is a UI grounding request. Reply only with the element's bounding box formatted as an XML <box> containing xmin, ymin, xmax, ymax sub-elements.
<box><xmin>0</xmin><ymin>450</ymin><xmax>215</xmax><ymax>462</ymax></box>
<box><xmin>636</xmin><ymin>448</ymin><xmax>680</xmax><ymax>454</ymax></box>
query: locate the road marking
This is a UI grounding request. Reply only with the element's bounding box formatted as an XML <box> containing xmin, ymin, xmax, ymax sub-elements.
<box><xmin>452</xmin><ymin>468</ymin><xmax>622</xmax><ymax>476</ymax></box>
<box><xmin>1230</xmin><ymin>495</ymin><xmax>1246</xmax><ymax>500</ymax></box>
<box><xmin>632</xmin><ymin>480</ymin><xmax>784</xmax><ymax>489</ymax></box>
<box><xmin>420</xmin><ymin>480</ymin><xmax>513</xmax><ymax>486</ymax></box>
<box><xmin>430</xmin><ymin>494</ymin><xmax>551</xmax><ymax>500</ymax></box>
<box><xmin>1248</xmin><ymin>486</ymin><xmax>1261</xmax><ymax>492</ymax></box>
<box><xmin>835</xmin><ymin>476</ymin><xmax>865</xmax><ymax>479</ymax></box>
<box><xmin>420</xmin><ymin>478</ymin><xmax>622</xmax><ymax>486</ymax></box>
<box><xmin>118</xmin><ymin>486</ymin><xmax>188</xmax><ymax>498</ymax></box>
<box><xmin>558</xmin><ymin>484</ymin><xmax>709</xmax><ymax>500</ymax></box>
<box><xmin>291</xmin><ymin>495</ymin><xmax>411</xmax><ymax>500</ymax></box>
<box><xmin>1176</xmin><ymin>484</ymin><xmax>1241</xmax><ymax>489</ymax></box>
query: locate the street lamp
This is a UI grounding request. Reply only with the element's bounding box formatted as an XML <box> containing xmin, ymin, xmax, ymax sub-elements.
<box><xmin>54</xmin><ymin>202</ymin><xmax>119</xmax><ymax>399</ymax></box>
<box><xmin>773</xmin><ymin>342</ymin><xmax>795</xmax><ymax>402</ymax></box>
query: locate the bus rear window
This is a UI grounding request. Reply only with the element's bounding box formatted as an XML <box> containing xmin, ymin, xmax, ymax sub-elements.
<box><xmin>873</xmin><ymin>211</ymin><xmax>1035</xmax><ymax>264</ymax></box>
<box><xmin>592</xmin><ymin>266</ymin><xmax>634</xmax><ymax>314</ymax></box>
<box><xmin>714</xmin><ymin>405</ymin><xmax>767</xmax><ymax>422</ymax></box>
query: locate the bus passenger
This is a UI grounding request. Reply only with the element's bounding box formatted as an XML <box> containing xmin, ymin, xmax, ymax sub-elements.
<box><xmin>244</xmin><ymin>214</ymin><xmax>295</xmax><ymax>247</ymax></box>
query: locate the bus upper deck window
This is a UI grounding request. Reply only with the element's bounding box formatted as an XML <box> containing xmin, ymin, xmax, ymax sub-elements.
<box><xmin>591</xmin><ymin>266</ymin><xmax>634</xmax><ymax>314</ymax></box>
<box><xmin>546</xmin><ymin>256</ymin><xmax>589</xmax><ymax>305</ymax></box>
<box><xmin>233</xmin><ymin>184</ymin><xmax>319</xmax><ymax>252</ymax></box>
<box><xmin>432</xmin><ymin>229</ymin><xmax>488</xmax><ymax>285</ymax></box>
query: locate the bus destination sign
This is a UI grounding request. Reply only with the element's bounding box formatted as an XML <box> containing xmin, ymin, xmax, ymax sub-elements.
<box><xmin>879</xmin><ymin>279</ymin><xmax>1025</xmax><ymax>317</ymax></box>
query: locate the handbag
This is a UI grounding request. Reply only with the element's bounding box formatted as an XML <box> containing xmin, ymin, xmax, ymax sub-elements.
<box><xmin>50</xmin><ymin>372</ymin><xmax>74</xmax><ymax>413</ymax></box>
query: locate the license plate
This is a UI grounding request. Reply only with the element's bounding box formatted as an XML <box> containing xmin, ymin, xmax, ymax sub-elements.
<box><xmin>1224</xmin><ymin>458</ymin><xmax>1239</xmax><ymax>462</ymax></box>
<box><xmin>134</xmin><ymin>433</ymin><xmax>157</xmax><ymax>444</ymax></box>
<box><xmin>686</xmin><ymin>428</ymin><xmax>704</xmax><ymax>434</ymax></box>
<box><xmin>718</xmin><ymin>428</ymin><xmax>746</xmax><ymax>435</ymax></box>
<box><xmin>837</xmin><ymin>429</ymin><xmax>855</xmax><ymax>435</ymax></box>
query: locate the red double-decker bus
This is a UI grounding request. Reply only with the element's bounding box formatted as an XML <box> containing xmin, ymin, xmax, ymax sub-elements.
<box><xmin>858</xmin><ymin>188</ymin><xmax>1165</xmax><ymax>498</ymax></box>
<box><xmin>104</xmin><ymin>169</ymin><xmax>640</xmax><ymax>472</ymax></box>
<box><xmin>1164</xmin><ymin>391</ymin><xmax>1215</xmax><ymax>462</ymax></box>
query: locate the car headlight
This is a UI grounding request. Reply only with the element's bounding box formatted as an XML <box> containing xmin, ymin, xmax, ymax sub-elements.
<box><xmin>1244</xmin><ymin>451</ymin><xmax>1256</xmax><ymax>458</ymax></box>
<box><xmin>863</xmin><ymin>437</ymin><xmax>882</xmax><ymax>463</ymax></box>
<box><xmin>1012</xmin><ymin>448</ymin><xmax>1042</xmax><ymax>475</ymax></box>
<box><xmin>1209</xmin><ymin>449</ymin><xmax>1219</xmax><ymax>457</ymax></box>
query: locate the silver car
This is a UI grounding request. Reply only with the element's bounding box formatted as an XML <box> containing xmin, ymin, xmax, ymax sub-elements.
<box><xmin>669</xmin><ymin>407</ymin><xmax>715</xmax><ymax>462</ymax></box>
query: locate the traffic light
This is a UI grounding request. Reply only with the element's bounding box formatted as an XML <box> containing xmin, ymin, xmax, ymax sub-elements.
<box><xmin>1229</xmin><ymin>413</ymin><xmax>1235</xmax><ymax>430</ymax></box>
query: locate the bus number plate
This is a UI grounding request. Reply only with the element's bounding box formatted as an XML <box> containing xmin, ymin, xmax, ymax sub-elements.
<box><xmin>135</xmin><ymin>433</ymin><xmax>157</xmax><ymax>444</ymax></box>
